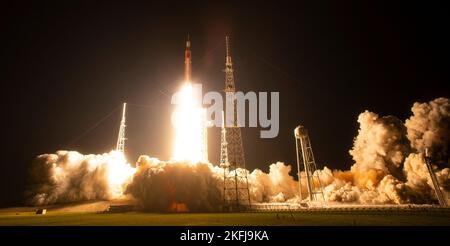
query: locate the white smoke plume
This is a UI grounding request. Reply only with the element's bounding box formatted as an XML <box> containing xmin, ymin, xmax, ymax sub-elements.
<box><xmin>247</xmin><ymin>162</ymin><xmax>299</xmax><ymax>203</ymax></box>
<box><xmin>27</xmin><ymin>98</ymin><xmax>449</xmax><ymax>208</ymax></box>
<box><xmin>125</xmin><ymin>157</ymin><xmax>302</xmax><ymax>211</ymax></box>
<box><xmin>27</xmin><ymin>150</ymin><xmax>135</xmax><ymax>205</ymax></box>
<box><xmin>321</xmin><ymin>98</ymin><xmax>450</xmax><ymax>205</ymax></box>
<box><xmin>349</xmin><ymin>111</ymin><xmax>410</xmax><ymax>185</ymax></box>
<box><xmin>26</xmin><ymin>150</ymin><xmax>300</xmax><ymax>209</ymax></box>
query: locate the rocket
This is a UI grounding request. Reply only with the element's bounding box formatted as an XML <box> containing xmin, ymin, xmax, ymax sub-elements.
<box><xmin>184</xmin><ymin>35</ymin><xmax>192</xmax><ymax>82</ymax></box>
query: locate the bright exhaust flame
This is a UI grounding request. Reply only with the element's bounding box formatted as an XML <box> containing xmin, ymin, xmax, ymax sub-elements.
<box><xmin>172</xmin><ymin>82</ymin><xmax>208</xmax><ymax>163</ymax></box>
<box><xmin>106</xmin><ymin>150</ymin><xmax>136</xmax><ymax>197</ymax></box>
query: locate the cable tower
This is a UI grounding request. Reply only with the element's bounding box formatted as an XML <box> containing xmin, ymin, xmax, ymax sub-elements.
<box><xmin>116</xmin><ymin>102</ymin><xmax>127</xmax><ymax>153</ymax></box>
<box><xmin>294</xmin><ymin>125</ymin><xmax>325</xmax><ymax>202</ymax></box>
<box><xmin>220</xmin><ymin>36</ymin><xmax>251</xmax><ymax>211</ymax></box>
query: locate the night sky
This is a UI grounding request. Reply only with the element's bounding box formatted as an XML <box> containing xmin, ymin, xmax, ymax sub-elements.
<box><xmin>2</xmin><ymin>1</ymin><xmax>449</xmax><ymax>206</ymax></box>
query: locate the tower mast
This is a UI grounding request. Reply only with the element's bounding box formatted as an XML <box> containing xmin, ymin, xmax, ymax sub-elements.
<box><xmin>221</xmin><ymin>36</ymin><xmax>251</xmax><ymax>211</ymax></box>
<box><xmin>116</xmin><ymin>102</ymin><xmax>127</xmax><ymax>153</ymax></box>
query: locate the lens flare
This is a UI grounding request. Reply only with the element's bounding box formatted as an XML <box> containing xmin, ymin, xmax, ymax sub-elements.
<box><xmin>172</xmin><ymin>82</ymin><xmax>208</xmax><ymax>163</ymax></box>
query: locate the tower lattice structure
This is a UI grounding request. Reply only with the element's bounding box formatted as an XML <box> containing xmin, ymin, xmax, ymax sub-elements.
<box><xmin>220</xmin><ymin>36</ymin><xmax>251</xmax><ymax>211</ymax></box>
<box><xmin>116</xmin><ymin>102</ymin><xmax>127</xmax><ymax>153</ymax></box>
<box><xmin>294</xmin><ymin>125</ymin><xmax>325</xmax><ymax>202</ymax></box>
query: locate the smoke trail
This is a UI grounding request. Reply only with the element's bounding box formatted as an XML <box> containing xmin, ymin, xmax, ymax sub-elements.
<box><xmin>26</xmin><ymin>150</ymin><xmax>135</xmax><ymax>205</ymax></box>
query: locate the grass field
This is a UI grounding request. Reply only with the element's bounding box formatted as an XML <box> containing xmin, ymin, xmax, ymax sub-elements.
<box><xmin>1</xmin><ymin>211</ymin><xmax>450</xmax><ymax>226</ymax></box>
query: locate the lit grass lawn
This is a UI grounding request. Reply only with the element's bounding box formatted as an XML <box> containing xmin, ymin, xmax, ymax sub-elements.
<box><xmin>1</xmin><ymin>211</ymin><xmax>450</xmax><ymax>226</ymax></box>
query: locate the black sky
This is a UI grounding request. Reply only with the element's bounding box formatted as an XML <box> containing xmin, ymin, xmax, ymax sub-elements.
<box><xmin>1</xmin><ymin>1</ymin><xmax>449</xmax><ymax>206</ymax></box>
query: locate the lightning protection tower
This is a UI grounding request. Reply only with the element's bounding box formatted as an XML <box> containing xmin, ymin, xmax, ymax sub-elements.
<box><xmin>294</xmin><ymin>125</ymin><xmax>325</xmax><ymax>202</ymax></box>
<box><xmin>220</xmin><ymin>36</ymin><xmax>251</xmax><ymax>211</ymax></box>
<box><xmin>116</xmin><ymin>102</ymin><xmax>127</xmax><ymax>153</ymax></box>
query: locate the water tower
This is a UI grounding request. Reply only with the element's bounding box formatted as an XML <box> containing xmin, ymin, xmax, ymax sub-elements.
<box><xmin>294</xmin><ymin>125</ymin><xmax>325</xmax><ymax>202</ymax></box>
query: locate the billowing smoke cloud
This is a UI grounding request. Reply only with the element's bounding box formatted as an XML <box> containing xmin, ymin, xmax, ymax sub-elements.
<box><xmin>125</xmin><ymin>156</ymin><xmax>223</xmax><ymax>212</ymax></box>
<box><xmin>27</xmin><ymin>98</ymin><xmax>449</xmax><ymax>209</ymax></box>
<box><xmin>322</xmin><ymin>110</ymin><xmax>412</xmax><ymax>204</ymax></box>
<box><xmin>349</xmin><ymin>111</ymin><xmax>410</xmax><ymax>186</ymax></box>
<box><xmin>405</xmin><ymin>97</ymin><xmax>450</xmax><ymax>164</ymax></box>
<box><xmin>321</xmin><ymin>98</ymin><xmax>450</xmax><ymax>205</ymax></box>
<box><xmin>26</xmin><ymin>150</ymin><xmax>301</xmax><ymax>210</ymax></box>
<box><xmin>27</xmin><ymin>150</ymin><xmax>135</xmax><ymax>205</ymax></box>
<box><xmin>247</xmin><ymin>162</ymin><xmax>299</xmax><ymax>203</ymax></box>
<box><xmin>124</xmin><ymin>158</ymin><xmax>302</xmax><ymax>211</ymax></box>
<box><xmin>245</xmin><ymin>98</ymin><xmax>448</xmax><ymax>205</ymax></box>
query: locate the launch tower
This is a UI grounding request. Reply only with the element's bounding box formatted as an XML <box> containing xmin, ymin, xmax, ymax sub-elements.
<box><xmin>220</xmin><ymin>36</ymin><xmax>251</xmax><ymax>211</ymax></box>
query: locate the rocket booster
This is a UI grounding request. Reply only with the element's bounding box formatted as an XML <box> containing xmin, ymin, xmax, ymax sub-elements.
<box><xmin>184</xmin><ymin>35</ymin><xmax>192</xmax><ymax>82</ymax></box>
